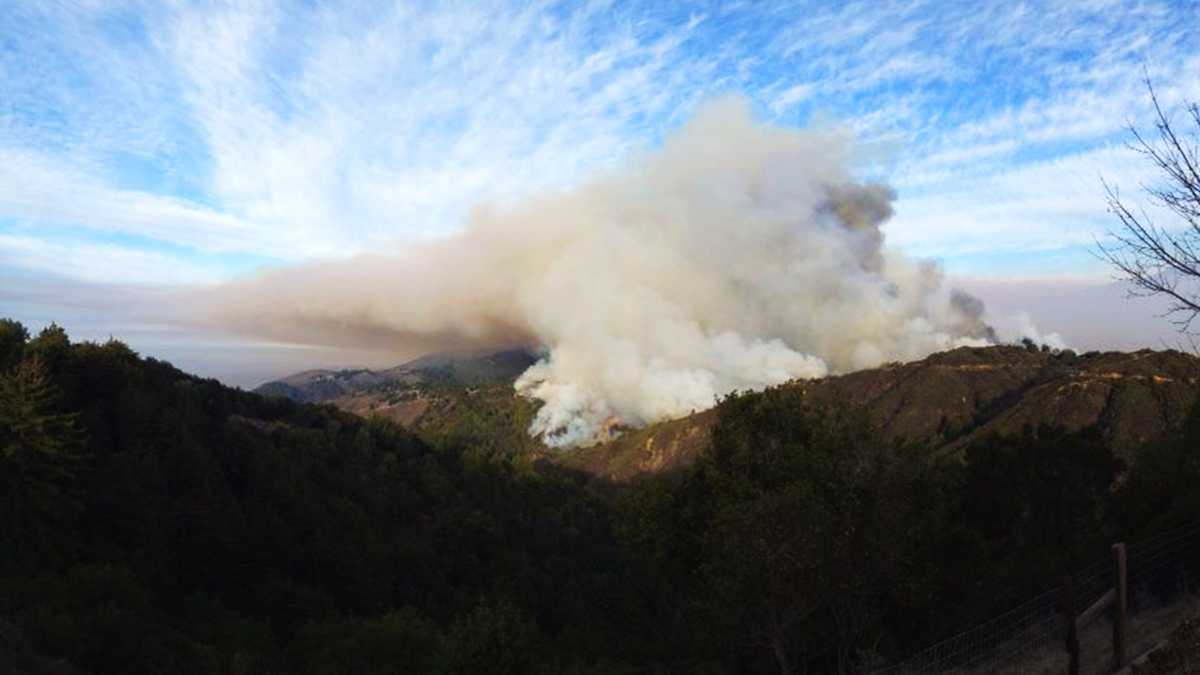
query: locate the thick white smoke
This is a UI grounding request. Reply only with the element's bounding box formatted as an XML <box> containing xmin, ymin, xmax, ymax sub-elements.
<box><xmin>208</xmin><ymin>97</ymin><xmax>996</xmax><ymax>446</ymax></box>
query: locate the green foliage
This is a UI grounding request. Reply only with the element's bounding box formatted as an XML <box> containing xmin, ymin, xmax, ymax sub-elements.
<box><xmin>26</xmin><ymin>323</ymin><xmax>70</xmax><ymax>374</ymax></box>
<box><xmin>1117</xmin><ymin>400</ymin><xmax>1200</xmax><ymax>533</ymax></box>
<box><xmin>0</xmin><ymin>356</ymin><xmax>80</xmax><ymax>461</ymax></box>
<box><xmin>689</xmin><ymin>389</ymin><xmax>930</xmax><ymax>672</ymax></box>
<box><xmin>0</xmin><ymin>563</ymin><xmax>252</xmax><ymax>675</ymax></box>
<box><xmin>963</xmin><ymin>425</ymin><xmax>1114</xmax><ymax>576</ymax></box>
<box><xmin>411</xmin><ymin>383</ymin><xmax>543</xmax><ymax>462</ymax></box>
<box><xmin>1</xmin><ymin>317</ymin><xmax>1196</xmax><ymax>675</ymax></box>
<box><xmin>0</xmin><ymin>320</ymin><xmax>641</xmax><ymax>673</ymax></box>
<box><xmin>291</xmin><ymin>608</ymin><xmax>439</xmax><ymax>674</ymax></box>
<box><xmin>442</xmin><ymin>599</ymin><xmax>543</xmax><ymax>675</ymax></box>
<box><xmin>0</xmin><ymin>318</ymin><xmax>28</xmax><ymax>372</ymax></box>
<box><xmin>615</xmin><ymin>386</ymin><xmax>1166</xmax><ymax>673</ymax></box>
<box><xmin>0</xmin><ymin>355</ymin><xmax>84</xmax><ymax>572</ymax></box>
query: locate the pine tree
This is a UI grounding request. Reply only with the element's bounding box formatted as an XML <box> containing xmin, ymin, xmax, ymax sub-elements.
<box><xmin>0</xmin><ymin>355</ymin><xmax>84</xmax><ymax>571</ymax></box>
<box><xmin>0</xmin><ymin>318</ymin><xmax>28</xmax><ymax>372</ymax></box>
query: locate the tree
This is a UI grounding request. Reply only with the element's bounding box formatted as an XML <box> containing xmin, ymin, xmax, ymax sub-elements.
<box><xmin>27</xmin><ymin>322</ymin><xmax>71</xmax><ymax>374</ymax></box>
<box><xmin>962</xmin><ymin>426</ymin><xmax>1113</xmax><ymax>581</ymax></box>
<box><xmin>1098</xmin><ymin>79</ymin><xmax>1200</xmax><ymax>331</ymax></box>
<box><xmin>0</xmin><ymin>318</ymin><xmax>28</xmax><ymax>372</ymax></box>
<box><xmin>441</xmin><ymin>599</ymin><xmax>543</xmax><ymax>675</ymax></box>
<box><xmin>0</xmin><ymin>355</ymin><xmax>84</xmax><ymax>571</ymax></box>
<box><xmin>695</xmin><ymin>390</ymin><xmax>917</xmax><ymax>675</ymax></box>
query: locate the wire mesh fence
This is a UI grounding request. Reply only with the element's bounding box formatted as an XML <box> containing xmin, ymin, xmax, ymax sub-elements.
<box><xmin>870</xmin><ymin>522</ymin><xmax>1200</xmax><ymax>674</ymax></box>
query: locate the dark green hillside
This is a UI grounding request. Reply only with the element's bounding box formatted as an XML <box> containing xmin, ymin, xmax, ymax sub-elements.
<box><xmin>0</xmin><ymin>321</ymin><xmax>651</xmax><ymax>674</ymax></box>
<box><xmin>4</xmin><ymin>318</ymin><xmax>1200</xmax><ymax>674</ymax></box>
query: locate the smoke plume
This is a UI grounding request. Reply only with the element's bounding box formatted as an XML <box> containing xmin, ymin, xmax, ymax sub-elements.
<box><xmin>208</xmin><ymin>97</ymin><xmax>998</xmax><ymax>446</ymax></box>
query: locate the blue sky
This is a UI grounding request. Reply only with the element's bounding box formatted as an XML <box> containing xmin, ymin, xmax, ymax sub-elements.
<box><xmin>2</xmin><ymin>0</ymin><xmax>1199</xmax><ymax>383</ymax></box>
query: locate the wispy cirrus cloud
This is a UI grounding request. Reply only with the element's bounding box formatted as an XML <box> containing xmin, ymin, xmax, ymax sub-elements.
<box><xmin>4</xmin><ymin>1</ymin><xmax>1196</xmax><ymax>266</ymax></box>
<box><xmin>0</xmin><ymin>148</ymin><xmax>284</xmax><ymax>257</ymax></box>
<box><xmin>0</xmin><ymin>232</ymin><xmax>231</xmax><ymax>286</ymax></box>
<box><xmin>2</xmin><ymin>0</ymin><xmax>1199</xmax><ymax>379</ymax></box>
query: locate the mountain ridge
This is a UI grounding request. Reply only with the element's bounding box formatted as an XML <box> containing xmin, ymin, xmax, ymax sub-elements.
<box><xmin>257</xmin><ymin>343</ymin><xmax>1200</xmax><ymax>482</ymax></box>
<box><xmin>253</xmin><ymin>347</ymin><xmax>539</xmax><ymax>403</ymax></box>
<box><xmin>558</xmin><ymin>344</ymin><xmax>1200</xmax><ymax>480</ymax></box>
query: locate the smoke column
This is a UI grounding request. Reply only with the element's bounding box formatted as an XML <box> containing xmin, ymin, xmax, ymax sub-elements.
<box><xmin>208</xmin><ymin>96</ymin><xmax>997</xmax><ymax>446</ymax></box>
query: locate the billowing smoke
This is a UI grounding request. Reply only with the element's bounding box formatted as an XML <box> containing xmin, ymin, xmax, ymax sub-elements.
<box><xmin>207</xmin><ymin>97</ymin><xmax>999</xmax><ymax>446</ymax></box>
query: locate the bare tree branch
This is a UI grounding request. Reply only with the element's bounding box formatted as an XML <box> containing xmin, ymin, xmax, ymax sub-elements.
<box><xmin>1097</xmin><ymin>78</ymin><xmax>1200</xmax><ymax>335</ymax></box>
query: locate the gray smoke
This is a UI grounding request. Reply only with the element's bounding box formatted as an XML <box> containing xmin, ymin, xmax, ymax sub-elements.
<box><xmin>950</xmin><ymin>289</ymin><xmax>999</xmax><ymax>343</ymax></box>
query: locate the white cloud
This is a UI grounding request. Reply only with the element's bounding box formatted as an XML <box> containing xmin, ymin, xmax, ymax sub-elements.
<box><xmin>0</xmin><ymin>149</ymin><xmax>292</xmax><ymax>256</ymax></box>
<box><xmin>888</xmin><ymin>144</ymin><xmax>1163</xmax><ymax>258</ymax></box>
<box><xmin>159</xmin><ymin>1</ymin><xmax>713</xmax><ymax>250</ymax></box>
<box><xmin>2</xmin><ymin>0</ymin><xmax>1200</xmax><ymax>372</ymax></box>
<box><xmin>771</xmin><ymin>83</ymin><xmax>815</xmax><ymax>112</ymax></box>
<box><xmin>0</xmin><ymin>233</ymin><xmax>232</xmax><ymax>286</ymax></box>
<box><xmin>3</xmin><ymin>0</ymin><xmax>1197</xmax><ymax>266</ymax></box>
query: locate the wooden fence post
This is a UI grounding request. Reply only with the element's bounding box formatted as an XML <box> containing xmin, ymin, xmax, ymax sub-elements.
<box><xmin>1113</xmin><ymin>543</ymin><xmax>1128</xmax><ymax>672</ymax></box>
<box><xmin>1060</xmin><ymin>574</ymin><xmax>1080</xmax><ymax>675</ymax></box>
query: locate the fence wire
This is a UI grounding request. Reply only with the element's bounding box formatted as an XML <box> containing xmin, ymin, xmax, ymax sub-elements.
<box><xmin>871</xmin><ymin>522</ymin><xmax>1200</xmax><ymax>674</ymax></box>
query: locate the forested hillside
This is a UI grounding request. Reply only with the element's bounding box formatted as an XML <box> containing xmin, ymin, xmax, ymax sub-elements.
<box><xmin>260</xmin><ymin>343</ymin><xmax>1200</xmax><ymax>483</ymax></box>
<box><xmin>563</xmin><ymin>344</ymin><xmax>1200</xmax><ymax>480</ymax></box>
<box><xmin>3</xmin><ymin>318</ymin><xmax>1200</xmax><ymax>674</ymax></box>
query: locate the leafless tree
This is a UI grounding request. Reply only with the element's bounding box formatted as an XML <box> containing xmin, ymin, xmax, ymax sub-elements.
<box><xmin>1097</xmin><ymin>79</ymin><xmax>1200</xmax><ymax>332</ymax></box>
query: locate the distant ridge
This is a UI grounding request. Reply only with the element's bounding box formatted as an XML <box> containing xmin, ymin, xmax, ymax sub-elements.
<box><xmin>254</xmin><ymin>347</ymin><xmax>539</xmax><ymax>404</ymax></box>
